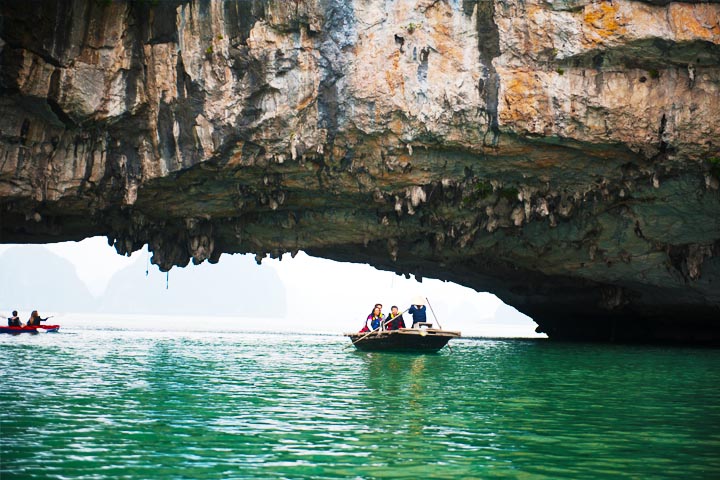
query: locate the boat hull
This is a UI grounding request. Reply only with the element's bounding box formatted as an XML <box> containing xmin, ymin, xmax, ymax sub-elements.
<box><xmin>0</xmin><ymin>325</ymin><xmax>60</xmax><ymax>334</ymax></box>
<box><xmin>345</xmin><ymin>328</ymin><xmax>460</xmax><ymax>352</ymax></box>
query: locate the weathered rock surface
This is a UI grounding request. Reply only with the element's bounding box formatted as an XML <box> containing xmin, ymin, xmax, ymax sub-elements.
<box><xmin>1</xmin><ymin>0</ymin><xmax>719</xmax><ymax>343</ymax></box>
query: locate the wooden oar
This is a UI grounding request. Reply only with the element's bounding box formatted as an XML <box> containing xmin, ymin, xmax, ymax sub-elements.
<box><xmin>347</xmin><ymin>308</ymin><xmax>409</xmax><ymax>348</ymax></box>
<box><xmin>352</xmin><ymin>310</ymin><xmax>406</xmax><ymax>344</ymax></box>
<box><xmin>425</xmin><ymin>297</ymin><xmax>443</xmax><ymax>329</ymax></box>
<box><xmin>426</xmin><ymin>297</ymin><xmax>452</xmax><ymax>353</ymax></box>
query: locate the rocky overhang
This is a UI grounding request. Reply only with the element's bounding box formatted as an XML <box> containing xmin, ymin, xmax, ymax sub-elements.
<box><xmin>1</xmin><ymin>0</ymin><xmax>719</xmax><ymax>342</ymax></box>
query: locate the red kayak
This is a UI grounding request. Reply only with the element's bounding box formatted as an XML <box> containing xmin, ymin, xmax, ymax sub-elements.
<box><xmin>0</xmin><ymin>325</ymin><xmax>60</xmax><ymax>334</ymax></box>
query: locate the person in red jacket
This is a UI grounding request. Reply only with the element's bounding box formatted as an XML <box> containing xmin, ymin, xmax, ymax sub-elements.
<box><xmin>386</xmin><ymin>306</ymin><xmax>406</xmax><ymax>330</ymax></box>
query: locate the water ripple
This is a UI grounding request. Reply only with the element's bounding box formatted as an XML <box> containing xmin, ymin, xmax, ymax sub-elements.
<box><xmin>2</xmin><ymin>328</ymin><xmax>720</xmax><ymax>478</ymax></box>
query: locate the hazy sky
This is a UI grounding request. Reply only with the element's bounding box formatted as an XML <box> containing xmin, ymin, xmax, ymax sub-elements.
<box><xmin>0</xmin><ymin>237</ymin><xmax>540</xmax><ymax>336</ymax></box>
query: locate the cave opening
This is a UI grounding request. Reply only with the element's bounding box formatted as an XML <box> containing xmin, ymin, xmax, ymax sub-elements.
<box><xmin>0</xmin><ymin>237</ymin><xmax>543</xmax><ymax>338</ymax></box>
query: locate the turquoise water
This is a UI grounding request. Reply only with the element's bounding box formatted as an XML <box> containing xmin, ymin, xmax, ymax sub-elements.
<box><xmin>1</xmin><ymin>321</ymin><xmax>719</xmax><ymax>479</ymax></box>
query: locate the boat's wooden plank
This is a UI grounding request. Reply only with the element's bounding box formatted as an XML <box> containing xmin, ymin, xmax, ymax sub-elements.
<box><xmin>344</xmin><ymin>329</ymin><xmax>461</xmax><ymax>338</ymax></box>
<box><xmin>346</xmin><ymin>329</ymin><xmax>458</xmax><ymax>352</ymax></box>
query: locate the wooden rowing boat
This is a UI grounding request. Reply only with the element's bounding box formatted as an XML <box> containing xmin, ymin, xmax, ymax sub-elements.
<box><xmin>345</xmin><ymin>326</ymin><xmax>461</xmax><ymax>352</ymax></box>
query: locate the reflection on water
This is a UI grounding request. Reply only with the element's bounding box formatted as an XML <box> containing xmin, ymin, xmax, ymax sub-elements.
<box><xmin>1</xmin><ymin>321</ymin><xmax>719</xmax><ymax>479</ymax></box>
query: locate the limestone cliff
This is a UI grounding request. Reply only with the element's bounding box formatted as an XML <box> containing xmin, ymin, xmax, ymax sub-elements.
<box><xmin>1</xmin><ymin>0</ymin><xmax>719</xmax><ymax>342</ymax></box>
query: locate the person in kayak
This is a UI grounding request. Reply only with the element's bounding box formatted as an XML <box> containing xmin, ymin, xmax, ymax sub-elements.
<box><xmin>408</xmin><ymin>303</ymin><xmax>427</xmax><ymax>327</ymax></box>
<box><xmin>7</xmin><ymin>310</ymin><xmax>22</xmax><ymax>327</ymax></box>
<box><xmin>27</xmin><ymin>310</ymin><xmax>48</xmax><ymax>326</ymax></box>
<box><xmin>386</xmin><ymin>306</ymin><xmax>406</xmax><ymax>330</ymax></box>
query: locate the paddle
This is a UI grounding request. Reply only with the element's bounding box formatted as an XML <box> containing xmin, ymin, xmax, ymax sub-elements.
<box><xmin>425</xmin><ymin>298</ymin><xmax>442</xmax><ymax>329</ymax></box>
<box><xmin>347</xmin><ymin>308</ymin><xmax>409</xmax><ymax>348</ymax></box>
<box><xmin>425</xmin><ymin>297</ymin><xmax>452</xmax><ymax>353</ymax></box>
<box><xmin>28</xmin><ymin>315</ymin><xmax>53</xmax><ymax>326</ymax></box>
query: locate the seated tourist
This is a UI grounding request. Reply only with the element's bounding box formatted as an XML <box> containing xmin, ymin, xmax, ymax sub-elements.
<box><xmin>386</xmin><ymin>306</ymin><xmax>406</xmax><ymax>330</ymax></box>
<box><xmin>367</xmin><ymin>304</ymin><xmax>384</xmax><ymax>331</ymax></box>
<box><xmin>27</xmin><ymin>310</ymin><xmax>48</xmax><ymax>326</ymax></box>
<box><xmin>7</xmin><ymin>310</ymin><xmax>22</xmax><ymax>327</ymax></box>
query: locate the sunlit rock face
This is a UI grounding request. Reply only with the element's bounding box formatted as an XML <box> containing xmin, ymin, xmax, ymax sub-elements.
<box><xmin>1</xmin><ymin>0</ymin><xmax>719</xmax><ymax>343</ymax></box>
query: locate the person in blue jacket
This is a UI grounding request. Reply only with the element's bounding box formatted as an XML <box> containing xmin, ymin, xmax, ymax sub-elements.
<box><xmin>408</xmin><ymin>303</ymin><xmax>427</xmax><ymax>327</ymax></box>
<box><xmin>367</xmin><ymin>304</ymin><xmax>384</xmax><ymax>331</ymax></box>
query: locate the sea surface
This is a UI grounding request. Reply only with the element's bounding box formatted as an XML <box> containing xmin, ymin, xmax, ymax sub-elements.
<box><xmin>1</xmin><ymin>318</ymin><xmax>719</xmax><ymax>479</ymax></box>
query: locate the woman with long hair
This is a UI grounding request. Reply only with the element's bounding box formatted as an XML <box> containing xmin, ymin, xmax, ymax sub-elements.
<box><xmin>360</xmin><ymin>304</ymin><xmax>384</xmax><ymax>332</ymax></box>
<box><xmin>27</xmin><ymin>310</ymin><xmax>48</xmax><ymax>326</ymax></box>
